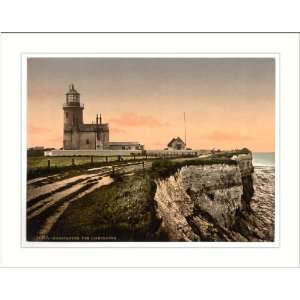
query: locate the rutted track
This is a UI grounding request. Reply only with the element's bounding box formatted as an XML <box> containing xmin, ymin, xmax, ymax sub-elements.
<box><xmin>26</xmin><ymin>161</ymin><xmax>152</xmax><ymax>241</ymax></box>
<box><xmin>36</xmin><ymin>176</ymin><xmax>114</xmax><ymax>239</ymax></box>
<box><xmin>27</xmin><ymin>171</ymin><xmax>108</xmax><ymax>202</ymax></box>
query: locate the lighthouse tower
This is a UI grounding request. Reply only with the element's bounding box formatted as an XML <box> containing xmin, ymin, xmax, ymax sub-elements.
<box><xmin>62</xmin><ymin>84</ymin><xmax>110</xmax><ymax>150</ymax></box>
<box><xmin>63</xmin><ymin>84</ymin><xmax>84</xmax><ymax>149</ymax></box>
<box><xmin>63</xmin><ymin>84</ymin><xmax>84</xmax><ymax>126</ymax></box>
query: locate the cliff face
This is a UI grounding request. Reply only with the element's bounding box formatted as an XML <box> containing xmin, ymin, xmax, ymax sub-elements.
<box><xmin>154</xmin><ymin>154</ymin><xmax>257</xmax><ymax>241</ymax></box>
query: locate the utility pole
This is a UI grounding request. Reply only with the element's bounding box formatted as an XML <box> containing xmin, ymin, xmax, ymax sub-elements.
<box><xmin>184</xmin><ymin>112</ymin><xmax>187</xmax><ymax>148</ymax></box>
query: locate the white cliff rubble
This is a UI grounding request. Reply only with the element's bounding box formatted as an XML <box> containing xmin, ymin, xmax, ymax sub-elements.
<box><xmin>154</xmin><ymin>156</ymin><xmax>274</xmax><ymax>242</ymax></box>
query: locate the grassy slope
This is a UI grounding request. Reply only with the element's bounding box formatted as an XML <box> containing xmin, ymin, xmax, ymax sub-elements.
<box><xmin>45</xmin><ymin>151</ymin><xmax>250</xmax><ymax>241</ymax></box>
<box><xmin>49</xmin><ymin>173</ymin><xmax>163</xmax><ymax>241</ymax></box>
<box><xmin>150</xmin><ymin>157</ymin><xmax>238</xmax><ymax>179</ymax></box>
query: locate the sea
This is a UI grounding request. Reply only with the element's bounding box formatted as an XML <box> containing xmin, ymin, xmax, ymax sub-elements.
<box><xmin>251</xmin><ymin>152</ymin><xmax>275</xmax><ymax>241</ymax></box>
<box><xmin>252</xmin><ymin>152</ymin><xmax>275</xmax><ymax>167</ymax></box>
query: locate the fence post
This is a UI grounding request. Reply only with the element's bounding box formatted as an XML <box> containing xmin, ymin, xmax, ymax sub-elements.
<box><xmin>106</xmin><ymin>156</ymin><xmax>108</xmax><ymax>163</ymax></box>
<box><xmin>133</xmin><ymin>154</ymin><xmax>135</xmax><ymax>161</ymax></box>
<box><xmin>91</xmin><ymin>156</ymin><xmax>94</xmax><ymax>164</ymax></box>
<box><xmin>112</xmin><ymin>165</ymin><xmax>115</xmax><ymax>176</ymax></box>
<box><xmin>47</xmin><ymin>159</ymin><xmax>51</xmax><ymax>170</ymax></box>
<box><xmin>71</xmin><ymin>158</ymin><xmax>75</xmax><ymax>166</ymax></box>
<box><xmin>145</xmin><ymin>154</ymin><xmax>147</xmax><ymax>160</ymax></box>
<box><xmin>118</xmin><ymin>155</ymin><xmax>121</xmax><ymax>162</ymax></box>
<box><xmin>142</xmin><ymin>161</ymin><xmax>145</xmax><ymax>176</ymax></box>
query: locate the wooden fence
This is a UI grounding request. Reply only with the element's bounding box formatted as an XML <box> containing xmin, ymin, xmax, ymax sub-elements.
<box><xmin>44</xmin><ymin>152</ymin><xmax>198</xmax><ymax>170</ymax></box>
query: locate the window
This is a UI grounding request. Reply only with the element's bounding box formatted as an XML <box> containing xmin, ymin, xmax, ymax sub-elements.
<box><xmin>66</xmin><ymin>112</ymin><xmax>68</xmax><ymax>119</ymax></box>
<box><xmin>68</xmin><ymin>94</ymin><xmax>79</xmax><ymax>103</ymax></box>
<box><xmin>86</xmin><ymin>139</ymin><xmax>89</xmax><ymax>145</ymax></box>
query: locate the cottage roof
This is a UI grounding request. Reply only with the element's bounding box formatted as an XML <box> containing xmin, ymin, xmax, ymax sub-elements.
<box><xmin>167</xmin><ymin>137</ymin><xmax>185</xmax><ymax>147</ymax></box>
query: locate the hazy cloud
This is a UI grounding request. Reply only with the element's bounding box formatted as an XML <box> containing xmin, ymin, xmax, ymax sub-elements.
<box><xmin>28</xmin><ymin>124</ymin><xmax>53</xmax><ymax>135</ymax></box>
<box><xmin>109</xmin><ymin>113</ymin><xmax>169</xmax><ymax>127</ymax></box>
<box><xmin>47</xmin><ymin>137</ymin><xmax>61</xmax><ymax>143</ymax></box>
<box><xmin>110</xmin><ymin>127</ymin><xmax>127</xmax><ymax>134</ymax></box>
<box><xmin>201</xmin><ymin>131</ymin><xmax>253</xmax><ymax>141</ymax></box>
<box><xmin>151</xmin><ymin>141</ymin><xmax>165</xmax><ymax>146</ymax></box>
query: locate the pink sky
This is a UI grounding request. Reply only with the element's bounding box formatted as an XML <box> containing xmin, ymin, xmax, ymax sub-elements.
<box><xmin>27</xmin><ymin>58</ymin><xmax>275</xmax><ymax>152</ymax></box>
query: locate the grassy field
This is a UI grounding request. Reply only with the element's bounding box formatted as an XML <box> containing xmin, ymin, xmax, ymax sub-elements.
<box><xmin>150</xmin><ymin>157</ymin><xmax>238</xmax><ymax>179</ymax></box>
<box><xmin>48</xmin><ymin>157</ymin><xmax>235</xmax><ymax>241</ymax></box>
<box><xmin>28</xmin><ymin>156</ymin><xmax>106</xmax><ymax>169</ymax></box>
<box><xmin>27</xmin><ymin>155</ymin><xmax>151</xmax><ymax>169</ymax></box>
<box><xmin>49</xmin><ymin>173</ymin><xmax>165</xmax><ymax>241</ymax></box>
<box><xmin>27</xmin><ymin>155</ymin><xmax>153</xmax><ymax>179</ymax></box>
<box><xmin>30</xmin><ymin>153</ymin><xmax>247</xmax><ymax>241</ymax></box>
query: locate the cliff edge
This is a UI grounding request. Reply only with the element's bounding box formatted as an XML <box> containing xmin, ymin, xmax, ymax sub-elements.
<box><xmin>153</xmin><ymin>152</ymin><xmax>273</xmax><ymax>242</ymax></box>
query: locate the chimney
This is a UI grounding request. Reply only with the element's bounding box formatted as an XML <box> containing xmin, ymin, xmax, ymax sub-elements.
<box><xmin>96</xmin><ymin>114</ymin><xmax>99</xmax><ymax>125</ymax></box>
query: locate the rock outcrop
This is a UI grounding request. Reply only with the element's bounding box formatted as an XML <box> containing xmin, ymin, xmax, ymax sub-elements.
<box><xmin>154</xmin><ymin>154</ymin><xmax>272</xmax><ymax>242</ymax></box>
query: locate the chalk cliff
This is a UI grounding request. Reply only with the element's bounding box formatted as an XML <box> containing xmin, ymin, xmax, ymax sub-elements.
<box><xmin>154</xmin><ymin>154</ymin><xmax>265</xmax><ymax>241</ymax></box>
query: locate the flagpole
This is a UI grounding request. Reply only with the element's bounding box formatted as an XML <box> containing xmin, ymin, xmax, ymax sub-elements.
<box><xmin>184</xmin><ymin>112</ymin><xmax>186</xmax><ymax>148</ymax></box>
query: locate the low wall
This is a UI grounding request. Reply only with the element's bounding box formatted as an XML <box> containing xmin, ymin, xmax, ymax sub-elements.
<box><xmin>44</xmin><ymin>149</ymin><xmax>203</xmax><ymax>157</ymax></box>
<box><xmin>44</xmin><ymin>150</ymin><xmax>141</xmax><ymax>157</ymax></box>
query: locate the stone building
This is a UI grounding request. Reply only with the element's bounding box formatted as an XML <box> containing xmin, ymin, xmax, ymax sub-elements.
<box><xmin>109</xmin><ymin>141</ymin><xmax>144</xmax><ymax>150</ymax></box>
<box><xmin>63</xmin><ymin>84</ymin><xmax>109</xmax><ymax>150</ymax></box>
<box><xmin>167</xmin><ymin>137</ymin><xmax>186</xmax><ymax>150</ymax></box>
<box><xmin>63</xmin><ymin>84</ymin><xmax>143</xmax><ymax>151</ymax></box>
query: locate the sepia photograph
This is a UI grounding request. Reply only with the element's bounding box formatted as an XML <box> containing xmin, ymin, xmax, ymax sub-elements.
<box><xmin>26</xmin><ymin>56</ymin><xmax>275</xmax><ymax>243</ymax></box>
<box><xmin>1</xmin><ymin>4</ymin><xmax>300</xmax><ymax>298</ymax></box>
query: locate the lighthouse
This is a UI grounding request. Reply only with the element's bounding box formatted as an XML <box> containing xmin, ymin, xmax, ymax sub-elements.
<box><xmin>63</xmin><ymin>84</ymin><xmax>84</xmax><ymax>127</ymax></box>
<box><xmin>62</xmin><ymin>84</ymin><xmax>109</xmax><ymax>150</ymax></box>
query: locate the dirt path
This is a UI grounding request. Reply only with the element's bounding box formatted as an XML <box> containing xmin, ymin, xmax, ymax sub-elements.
<box><xmin>27</xmin><ymin>160</ymin><xmax>153</xmax><ymax>241</ymax></box>
<box><xmin>27</xmin><ymin>169</ymin><xmax>112</xmax><ymax>202</ymax></box>
<box><xmin>36</xmin><ymin>176</ymin><xmax>114</xmax><ymax>238</ymax></box>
